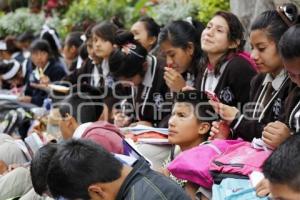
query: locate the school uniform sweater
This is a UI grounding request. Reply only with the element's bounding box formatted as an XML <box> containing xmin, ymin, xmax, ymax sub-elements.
<box><xmin>279</xmin><ymin>87</ymin><xmax>300</xmax><ymax>133</ymax></box>
<box><xmin>230</xmin><ymin>72</ymin><xmax>296</xmax><ymax>141</ymax></box>
<box><xmin>118</xmin><ymin>55</ymin><xmax>169</xmax><ymax>126</ymax></box>
<box><xmin>196</xmin><ymin>55</ymin><xmax>257</xmax><ymax>108</ymax></box>
<box><xmin>25</xmin><ymin>59</ymin><xmax>66</xmax><ymax>106</ymax></box>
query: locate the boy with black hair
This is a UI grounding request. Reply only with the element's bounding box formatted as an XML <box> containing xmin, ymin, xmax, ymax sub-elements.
<box><xmin>262</xmin><ymin>134</ymin><xmax>300</xmax><ymax>200</ymax></box>
<box><xmin>47</xmin><ymin>139</ymin><xmax>191</xmax><ymax>200</ymax></box>
<box><xmin>58</xmin><ymin>88</ymin><xmax>124</xmax><ymax>154</ymax></box>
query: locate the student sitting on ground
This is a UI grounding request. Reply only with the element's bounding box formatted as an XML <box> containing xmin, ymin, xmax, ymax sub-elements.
<box><xmin>263</xmin><ymin>134</ymin><xmax>300</xmax><ymax>200</ymax></box>
<box><xmin>46</xmin><ymin>139</ymin><xmax>191</xmax><ymax>200</ymax></box>
<box><xmin>162</xmin><ymin>90</ymin><xmax>217</xmax><ymax>199</ymax></box>
<box><xmin>57</xmin><ymin>85</ymin><xmax>124</xmax><ymax>154</ymax></box>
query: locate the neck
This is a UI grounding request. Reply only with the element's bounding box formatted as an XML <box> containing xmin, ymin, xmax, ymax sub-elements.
<box><xmin>111</xmin><ymin>165</ymin><xmax>132</xmax><ymax>196</ymax></box>
<box><xmin>179</xmin><ymin>137</ymin><xmax>203</xmax><ymax>151</ymax></box>
<box><xmin>207</xmin><ymin>53</ymin><xmax>225</xmax><ymax>68</ymax></box>
<box><xmin>270</xmin><ymin>67</ymin><xmax>283</xmax><ymax>78</ymax></box>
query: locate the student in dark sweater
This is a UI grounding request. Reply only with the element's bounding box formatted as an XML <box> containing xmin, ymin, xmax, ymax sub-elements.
<box><xmin>159</xmin><ymin>19</ymin><xmax>205</xmax><ymax>92</ymax></box>
<box><xmin>262</xmin><ymin>20</ymin><xmax>300</xmax><ymax>149</ymax></box>
<box><xmin>196</xmin><ymin>11</ymin><xmax>256</xmax><ymax>108</ymax></box>
<box><xmin>209</xmin><ymin>4</ymin><xmax>298</xmax><ymax>142</ymax></box>
<box><xmin>109</xmin><ymin>31</ymin><xmax>169</xmax><ymax>127</ymax></box>
<box><xmin>20</xmin><ymin>39</ymin><xmax>66</xmax><ymax>106</ymax></box>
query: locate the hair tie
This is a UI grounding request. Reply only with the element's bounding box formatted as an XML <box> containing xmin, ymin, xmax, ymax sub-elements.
<box><xmin>277</xmin><ymin>5</ymin><xmax>294</xmax><ymax>27</ymax></box>
<box><xmin>1</xmin><ymin>60</ymin><xmax>21</xmax><ymax>80</ymax></box>
<box><xmin>121</xmin><ymin>43</ymin><xmax>144</xmax><ymax>59</ymax></box>
<box><xmin>184</xmin><ymin>16</ymin><xmax>193</xmax><ymax>25</ymax></box>
<box><xmin>0</xmin><ymin>40</ymin><xmax>7</xmax><ymax>50</ymax></box>
<box><xmin>40</xmin><ymin>24</ymin><xmax>62</xmax><ymax>49</ymax></box>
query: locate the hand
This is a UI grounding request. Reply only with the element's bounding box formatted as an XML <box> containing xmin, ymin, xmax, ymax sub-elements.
<box><xmin>181</xmin><ymin>85</ymin><xmax>196</xmax><ymax>91</ymax></box>
<box><xmin>130</xmin><ymin>121</ymin><xmax>153</xmax><ymax>127</ymax></box>
<box><xmin>209</xmin><ymin>120</ymin><xmax>230</xmax><ymax>140</ymax></box>
<box><xmin>209</xmin><ymin>100</ymin><xmax>239</xmax><ymax>124</ymax></box>
<box><xmin>40</xmin><ymin>75</ymin><xmax>50</xmax><ymax>85</ymax></box>
<box><xmin>262</xmin><ymin>121</ymin><xmax>291</xmax><ymax>149</ymax></box>
<box><xmin>164</xmin><ymin>67</ymin><xmax>186</xmax><ymax>92</ymax></box>
<box><xmin>160</xmin><ymin>167</ymin><xmax>170</xmax><ymax>177</ymax></box>
<box><xmin>114</xmin><ymin>112</ymin><xmax>131</xmax><ymax>128</ymax></box>
<box><xmin>18</xmin><ymin>95</ymin><xmax>32</xmax><ymax>103</ymax></box>
<box><xmin>30</xmin><ymin>82</ymin><xmax>48</xmax><ymax>91</ymax></box>
<box><xmin>255</xmin><ymin>178</ymin><xmax>270</xmax><ymax>197</ymax></box>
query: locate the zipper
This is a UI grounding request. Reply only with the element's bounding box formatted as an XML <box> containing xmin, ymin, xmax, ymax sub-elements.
<box><xmin>213</xmin><ymin>160</ymin><xmax>244</xmax><ymax>168</ymax></box>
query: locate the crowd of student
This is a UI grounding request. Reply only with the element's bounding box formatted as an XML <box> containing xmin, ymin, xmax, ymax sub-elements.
<box><xmin>1</xmin><ymin>2</ymin><xmax>300</xmax><ymax>200</ymax></box>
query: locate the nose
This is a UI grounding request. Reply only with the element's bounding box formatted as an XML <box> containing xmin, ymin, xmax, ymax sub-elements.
<box><xmin>168</xmin><ymin>115</ymin><xmax>176</xmax><ymax>128</ymax></box>
<box><xmin>250</xmin><ymin>49</ymin><xmax>259</xmax><ymax>61</ymax></box>
<box><xmin>166</xmin><ymin>57</ymin><xmax>173</xmax><ymax>66</ymax></box>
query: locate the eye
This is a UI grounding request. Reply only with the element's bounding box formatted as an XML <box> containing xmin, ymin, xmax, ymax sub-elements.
<box><xmin>177</xmin><ymin>112</ymin><xmax>186</xmax><ymax>118</ymax></box>
<box><xmin>258</xmin><ymin>47</ymin><xmax>266</xmax><ymax>52</ymax></box>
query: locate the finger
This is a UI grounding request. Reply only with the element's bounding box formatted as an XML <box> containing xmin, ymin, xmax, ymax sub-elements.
<box><xmin>262</xmin><ymin>134</ymin><xmax>274</xmax><ymax>146</ymax></box>
<box><xmin>211</xmin><ymin>126</ymin><xmax>220</xmax><ymax>134</ymax></box>
<box><xmin>263</xmin><ymin>126</ymin><xmax>278</xmax><ymax>135</ymax></box>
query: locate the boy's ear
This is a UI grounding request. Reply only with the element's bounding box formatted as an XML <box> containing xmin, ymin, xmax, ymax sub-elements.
<box><xmin>88</xmin><ymin>183</ymin><xmax>105</xmax><ymax>199</ymax></box>
<box><xmin>198</xmin><ymin>122</ymin><xmax>211</xmax><ymax>135</ymax></box>
<box><xmin>65</xmin><ymin>113</ymin><xmax>75</xmax><ymax>127</ymax></box>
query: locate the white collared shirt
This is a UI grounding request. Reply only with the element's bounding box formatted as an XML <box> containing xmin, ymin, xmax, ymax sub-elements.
<box><xmin>72</xmin><ymin>122</ymin><xmax>92</xmax><ymax>139</ymax></box>
<box><xmin>262</xmin><ymin>69</ymin><xmax>286</xmax><ymax>91</ymax></box>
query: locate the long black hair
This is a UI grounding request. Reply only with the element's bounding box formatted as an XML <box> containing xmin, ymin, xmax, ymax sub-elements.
<box><xmin>200</xmin><ymin>11</ymin><xmax>246</xmax><ymax>75</ymax></box>
<box><xmin>158</xmin><ymin>19</ymin><xmax>204</xmax><ymax>74</ymax></box>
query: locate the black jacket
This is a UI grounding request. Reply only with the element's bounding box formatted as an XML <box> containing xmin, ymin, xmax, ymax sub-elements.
<box><xmin>231</xmin><ymin>73</ymin><xmax>296</xmax><ymax>141</ymax></box>
<box><xmin>196</xmin><ymin>55</ymin><xmax>257</xmax><ymax>108</ymax></box>
<box><xmin>25</xmin><ymin>59</ymin><xmax>66</xmax><ymax>106</ymax></box>
<box><xmin>116</xmin><ymin>159</ymin><xmax>191</xmax><ymax>200</ymax></box>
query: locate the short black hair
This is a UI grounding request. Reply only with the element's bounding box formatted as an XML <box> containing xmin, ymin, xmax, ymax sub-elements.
<box><xmin>279</xmin><ymin>24</ymin><xmax>300</xmax><ymax>60</ymax></box>
<box><xmin>263</xmin><ymin>134</ymin><xmax>300</xmax><ymax>192</ymax></box>
<box><xmin>175</xmin><ymin>90</ymin><xmax>218</xmax><ymax>124</ymax></box>
<box><xmin>30</xmin><ymin>39</ymin><xmax>53</xmax><ymax>57</ymax></box>
<box><xmin>30</xmin><ymin>143</ymin><xmax>58</xmax><ymax>195</ymax></box>
<box><xmin>47</xmin><ymin>139</ymin><xmax>123</xmax><ymax>199</ymax></box>
<box><xmin>58</xmin><ymin>85</ymin><xmax>104</xmax><ymax>124</ymax></box>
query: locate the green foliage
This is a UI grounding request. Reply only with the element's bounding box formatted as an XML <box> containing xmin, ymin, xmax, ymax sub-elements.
<box><xmin>0</xmin><ymin>8</ymin><xmax>44</xmax><ymax>37</ymax></box>
<box><xmin>193</xmin><ymin>0</ymin><xmax>230</xmax><ymax>24</ymax></box>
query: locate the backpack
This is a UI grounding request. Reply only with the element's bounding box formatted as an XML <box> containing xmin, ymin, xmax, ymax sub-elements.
<box><xmin>167</xmin><ymin>139</ymin><xmax>243</xmax><ymax>189</ymax></box>
<box><xmin>212</xmin><ymin>178</ymin><xmax>268</xmax><ymax>200</ymax></box>
<box><xmin>210</xmin><ymin>141</ymin><xmax>271</xmax><ymax>184</ymax></box>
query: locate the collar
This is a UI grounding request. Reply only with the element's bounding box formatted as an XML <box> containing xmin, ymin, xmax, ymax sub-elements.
<box><xmin>72</xmin><ymin>122</ymin><xmax>92</xmax><ymax>139</ymax></box>
<box><xmin>43</xmin><ymin>62</ymin><xmax>50</xmax><ymax>73</ymax></box>
<box><xmin>142</xmin><ymin>55</ymin><xmax>156</xmax><ymax>88</ymax></box>
<box><xmin>262</xmin><ymin>70</ymin><xmax>286</xmax><ymax>91</ymax></box>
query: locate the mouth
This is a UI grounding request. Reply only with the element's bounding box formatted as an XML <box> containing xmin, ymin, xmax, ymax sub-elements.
<box><xmin>168</xmin><ymin>130</ymin><xmax>177</xmax><ymax>136</ymax></box>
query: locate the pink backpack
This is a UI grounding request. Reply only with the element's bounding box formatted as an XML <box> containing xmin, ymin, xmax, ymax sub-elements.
<box><xmin>209</xmin><ymin>141</ymin><xmax>272</xmax><ymax>181</ymax></box>
<box><xmin>167</xmin><ymin>139</ymin><xmax>243</xmax><ymax>189</ymax></box>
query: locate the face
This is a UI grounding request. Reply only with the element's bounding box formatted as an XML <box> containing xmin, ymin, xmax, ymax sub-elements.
<box><xmin>118</xmin><ymin>74</ymin><xmax>143</xmax><ymax>87</ymax></box>
<box><xmin>31</xmin><ymin>51</ymin><xmax>49</xmax><ymax>68</ymax></box>
<box><xmin>168</xmin><ymin>103</ymin><xmax>205</xmax><ymax>149</ymax></box>
<box><xmin>58</xmin><ymin>113</ymin><xmax>75</xmax><ymax>140</ymax></box>
<box><xmin>86</xmin><ymin>39</ymin><xmax>101</xmax><ymax>64</ymax></box>
<box><xmin>93</xmin><ymin>34</ymin><xmax>114</xmax><ymax>59</ymax></box>
<box><xmin>269</xmin><ymin>182</ymin><xmax>300</xmax><ymax>200</ymax></box>
<box><xmin>63</xmin><ymin>44</ymin><xmax>75</xmax><ymax>60</ymax></box>
<box><xmin>250</xmin><ymin>30</ymin><xmax>283</xmax><ymax>74</ymax></box>
<box><xmin>131</xmin><ymin>21</ymin><xmax>155</xmax><ymax>51</ymax></box>
<box><xmin>283</xmin><ymin>58</ymin><xmax>300</xmax><ymax>87</ymax></box>
<box><xmin>160</xmin><ymin>40</ymin><xmax>193</xmax><ymax>74</ymax></box>
<box><xmin>7</xmin><ymin>71</ymin><xmax>24</xmax><ymax>87</ymax></box>
<box><xmin>201</xmin><ymin>15</ymin><xmax>233</xmax><ymax>55</ymax></box>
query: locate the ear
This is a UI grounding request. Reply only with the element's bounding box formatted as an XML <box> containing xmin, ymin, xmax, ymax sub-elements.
<box><xmin>197</xmin><ymin>122</ymin><xmax>211</xmax><ymax>135</ymax></box>
<box><xmin>186</xmin><ymin>42</ymin><xmax>195</xmax><ymax>57</ymax></box>
<box><xmin>65</xmin><ymin>113</ymin><xmax>75</xmax><ymax>128</ymax></box>
<box><xmin>148</xmin><ymin>36</ymin><xmax>157</xmax><ymax>47</ymax></box>
<box><xmin>229</xmin><ymin>39</ymin><xmax>240</xmax><ymax>49</ymax></box>
<box><xmin>88</xmin><ymin>184</ymin><xmax>105</xmax><ymax>199</ymax></box>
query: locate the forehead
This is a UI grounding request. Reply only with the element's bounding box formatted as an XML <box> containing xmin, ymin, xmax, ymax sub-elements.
<box><xmin>160</xmin><ymin>40</ymin><xmax>185</xmax><ymax>53</ymax></box>
<box><xmin>131</xmin><ymin>21</ymin><xmax>146</xmax><ymax>31</ymax></box>
<box><xmin>250</xmin><ymin>29</ymin><xmax>273</xmax><ymax>44</ymax></box>
<box><xmin>173</xmin><ymin>102</ymin><xmax>194</xmax><ymax>111</ymax></box>
<box><xmin>208</xmin><ymin>15</ymin><xmax>229</xmax><ymax>30</ymax></box>
<box><xmin>283</xmin><ymin>57</ymin><xmax>300</xmax><ymax>69</ymax></box>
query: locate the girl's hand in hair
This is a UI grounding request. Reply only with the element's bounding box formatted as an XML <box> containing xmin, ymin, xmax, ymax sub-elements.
<box><xmin>164</xmin><ymin>67</ymin><xmax>186</xmax><ymax>92</ymax></box>
<box><xmin>209</xmin><ymin>100</ymin><xmax>239</xmax><ymax>124</ymax></box>
<box><xmin>209</xmin><ymin>120</ymin><xmax>230</xmax><ymax>140</ymax></box>
<box><xmin>262</xmin><ymin>121</ymin><xmax>292</xmax><ymax>149</ymax></box>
